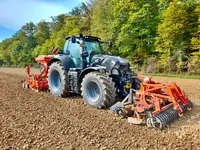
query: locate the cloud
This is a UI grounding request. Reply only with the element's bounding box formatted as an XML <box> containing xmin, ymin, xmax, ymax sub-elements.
<box><xmin>0</xmin><ymin>0</ymin><xmax>72</xmax><ymax>30</ymax></box>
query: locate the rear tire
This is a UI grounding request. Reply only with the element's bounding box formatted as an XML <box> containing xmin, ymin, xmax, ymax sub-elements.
<box><xmin>81</xmin><ymin>72</ymin><xmax>116</xmax><ymax>109</ymax></box>
<box><xmin>48</xmin><ymin>61</ymin><xmax>69</xmax><ymax>97</ymax></box>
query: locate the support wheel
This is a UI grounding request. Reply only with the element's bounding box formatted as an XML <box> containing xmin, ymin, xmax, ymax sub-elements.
<box><xmin>81</xmin><ymin>72</ymin><xmax>116</xmax><ymax>109</ymax></box>
<box><xmin>23</xmin><ymin>83</ymin><xmax>29</xmax><ymax>89</ymax></box>
<box><xmin>48</xmin><ymin>61</ymin><xmax>70</xmax><ymax>97</ymax></box>
<box><xmin>146</xmin><ymin>117</ymin><xmax>164</xmax><ymax>129</ymax></box>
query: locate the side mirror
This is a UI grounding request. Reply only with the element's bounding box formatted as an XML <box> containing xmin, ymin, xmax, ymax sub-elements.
<box><xmin>108</xmin><ymin>41</ymin><xmax>112</xmax><ymax>48</ymax></box>
<box><xmin>71</xmin><ymin>36</ymin><xmax>76</xmax><ymax>43</ymax></box>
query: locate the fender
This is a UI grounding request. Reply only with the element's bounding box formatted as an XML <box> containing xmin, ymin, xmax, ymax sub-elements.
<box><xmin>78</xmin><ymin>66</ymin><xmax>107</xmax><ymax>83</ymax></box>
<box><xmin>48</xmin><ymin>54</ymin><xmax>76</xmax><ymax>71</ymax></box>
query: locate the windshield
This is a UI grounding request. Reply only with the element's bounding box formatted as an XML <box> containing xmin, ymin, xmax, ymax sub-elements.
<box><xmin>84</xmin><ymin>41</ymin><xmax>102</xmax><ymax>55</ymax></box>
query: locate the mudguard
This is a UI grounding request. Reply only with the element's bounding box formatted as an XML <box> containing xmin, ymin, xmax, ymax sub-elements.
<box><xmin>78</xmin><ymin>66</ymin><xmax>107</xmax><ymax>83</ymax></box>
<box><xmin>48</xmin><ymin>54</ymin><xmax>76</xmax><ymax>71</ymax></box>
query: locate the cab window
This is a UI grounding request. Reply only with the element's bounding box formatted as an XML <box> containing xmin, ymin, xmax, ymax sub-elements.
<box><xmin>84</xmin><ymin>41</ymin><xmax>102</xmax><ymax>55</ymax></box>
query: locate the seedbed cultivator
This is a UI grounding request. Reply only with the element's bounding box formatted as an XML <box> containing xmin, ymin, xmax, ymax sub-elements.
<box><xmin>110</xmin><ymin>77</ymin><xmax>192</xmax><ymax>128</ymax></box>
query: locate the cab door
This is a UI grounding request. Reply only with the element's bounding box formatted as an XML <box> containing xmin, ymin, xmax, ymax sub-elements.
<box><xmin>64</xmin><ymin>38</ymin><xmax>81</xmax><ymax>67</ymax></box>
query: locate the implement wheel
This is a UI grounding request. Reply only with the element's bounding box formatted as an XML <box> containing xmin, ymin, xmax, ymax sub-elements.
<box><xmin>81</xmin><ymin>72</ymin><xmax>116</xmax><ymax>109</ymax></box>
<box><xmin>48</xmin><ymin>61</ymin><xmax>69</xmax><ymax>97</ymax></box>
<box><xmin>23</xmin><ymin>82</ymin><xmax>29</xmax><ymax>89</ymax></box>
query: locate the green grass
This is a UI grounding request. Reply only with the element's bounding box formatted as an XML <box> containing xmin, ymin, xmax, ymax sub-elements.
<box><xmin>140</xmin><ymin>73</ymin><xmax>200</xmax><ymax>79</ymax></box>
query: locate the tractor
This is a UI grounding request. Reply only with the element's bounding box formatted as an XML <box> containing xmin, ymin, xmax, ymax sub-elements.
<box><xmin>23</xmin><ymin>34</ymin><xmax>192</xmax><ymax>128</ymax></box>
<box><xmin>24</xmin><ymin>34</ymin><xmax>140</xmax><ymax>109</ymax></box>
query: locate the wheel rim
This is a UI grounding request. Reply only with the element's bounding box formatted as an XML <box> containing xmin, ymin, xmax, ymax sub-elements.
<box><xmin>50</xmin><ymin>70</ymin><xmax>61</xmax><ymax>91</ymax></box>
<box><xmin>86</xmin><ymin>81</ymin><xmax>100</xmax><ymax>103</ymax></box>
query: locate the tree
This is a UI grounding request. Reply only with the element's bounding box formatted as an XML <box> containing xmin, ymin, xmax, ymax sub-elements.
<box><xmin>190</xmin><ymin>5</ymin><xmax>200</xmax><ymax>54</ymax></box>
<box><xmin>155</xmin><ymin>1</ymin><xmax>189</xmax><ymax>72</ymax></box>
<box><xmin>0</xmin><ymin>0</ymin><xmax>199</xmax><ymax>74</ymax></box>
<box><xmin>50</xmin><ymin>14</ymin><xmax>66</xmax><ymax>32</ymax></box>
<box><xmin>114</xmin><ymin>0</ymin><xmax>159</xmax><ymax>64</ymax></box>
<box><xmin>9</xmin><ymin>22</ymin><xmax>37</xmax><ymax>66</ymax></box>
<box><xmin>0</xmin><ymin>38</ymin><xmax>13</xmax><ymax>65</ymax></box>
<box><xmin>55</xmin><ymin>16</ymin><xmax>81</xmax><ymax>50</ymax></box>
<box><xmin>35</xmin><ymin>21</ymin><xmax>51</xmax><ymax>45</ymax></box>
<box><xmin>90</xmin><ymin>0</ymin><xmax>113</xmax><ymax>41</ymax></box>
<box><xmin>69</xmin><ymin>2</ymin><xmax>92</xmax><ymax>34</ymax></box>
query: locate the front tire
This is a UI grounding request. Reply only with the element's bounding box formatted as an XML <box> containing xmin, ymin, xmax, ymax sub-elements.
<box><xmin>81</xmin><ymin>72</ymin><xmax>116</xmax><ymax>109</ymax></box>
<box><xmin>48</xmin><ymin>61</ymin><xmax>69</xmax><ymax>97</ymax></box>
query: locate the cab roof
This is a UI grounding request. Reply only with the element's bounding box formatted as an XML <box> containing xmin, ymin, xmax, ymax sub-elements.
<box><xmin>65</xmin><ymin>35</ymin><xmax>101</xmax><ymax>42</ymax></box>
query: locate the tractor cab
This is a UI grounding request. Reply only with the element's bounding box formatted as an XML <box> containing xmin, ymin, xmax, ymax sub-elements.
<box><xmin>63</xmin><ymin>35</ymin><xmax>104</xmax><ymax>68</ymax></box>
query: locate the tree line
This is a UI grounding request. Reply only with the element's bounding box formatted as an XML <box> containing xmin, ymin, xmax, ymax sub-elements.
<box><xmin>0</xmin><ymin>0</ymin><xmax>199</xmax><ymax>74</ymax></box>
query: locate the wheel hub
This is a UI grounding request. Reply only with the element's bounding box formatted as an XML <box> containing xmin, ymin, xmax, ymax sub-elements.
<box><xmin>86</xmin><ymin>81</ymin><xmax>100</xmax><ymax>103</ymax></box>
<box><xmin>50</xmin><ymin>70</ymin><xmax>61</xmax><ymax>91</ymax></box>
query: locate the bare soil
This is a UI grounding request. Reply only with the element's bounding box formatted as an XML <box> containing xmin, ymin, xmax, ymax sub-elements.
<box><xmin>0</xmin><ymin>68</ymin><xmax>200</xmax><ymax>150</ymax></box>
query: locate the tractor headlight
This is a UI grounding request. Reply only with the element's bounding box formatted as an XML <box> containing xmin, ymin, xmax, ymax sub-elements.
<box><xmin>111</xmin><ymin>68</ymin><xmax>120</xmax><ymax>75</ymax></box>
<box><xmin>119</xmin><ymin>64</ymin><xmax>130</xmax><ymax>72</ymax></box>
<box><xmin>111</xmin><ymin>63</ymin><xmax>130</xmax><ymax>75</ymax></box>
<box><xmin>115</xmin><ymin>64</ymin><xmax>130</xmax><ymax>76</ymax></box>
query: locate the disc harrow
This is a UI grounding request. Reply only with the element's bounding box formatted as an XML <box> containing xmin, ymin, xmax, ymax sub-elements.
<box><xmin>110</xmin><ymin>77</ymin><xmax>193</xmax><ymax>129</ymax></box>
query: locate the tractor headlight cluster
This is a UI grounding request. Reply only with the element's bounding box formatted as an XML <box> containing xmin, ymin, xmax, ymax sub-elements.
<box><xmin>111</xmin><ymin>64</ymin><xmax>130</xmax><ymax>76</ymax></box>
<box><xmin>119</xmin><ymin>64</ymin><xmax>130</xmax><ymax>72</ymax></box>
<box><xmin>111</xmin><ymin>68</ymin><xmax>120</xmax><ymax>75</ymax></box>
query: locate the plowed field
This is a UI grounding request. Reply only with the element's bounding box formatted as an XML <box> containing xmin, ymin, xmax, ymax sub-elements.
<box><xmin>0</xmin><ymin>68</ymin><xmax>200</xmax><ymax>150</ymax></box>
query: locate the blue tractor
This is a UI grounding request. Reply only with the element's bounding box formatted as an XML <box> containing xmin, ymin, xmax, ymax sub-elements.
<box><xmin>47</xmin><ymin>34</ymin><xmax>140</xmax><ymax>109</ymax></box>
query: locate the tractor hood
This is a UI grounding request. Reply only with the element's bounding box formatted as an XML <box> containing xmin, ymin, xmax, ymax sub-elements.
<box><xmin>93</xmin><ymin>55</ymin><xmax>130</xmax><ymax>71</ymax></box>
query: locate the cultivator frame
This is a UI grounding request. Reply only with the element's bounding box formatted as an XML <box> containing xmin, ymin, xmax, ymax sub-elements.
<box><xmin>110</xmin><ymin>77</ymin><xmax>192</xmax><ymax>128</ymax></box>
<box><xmin>23</xmin><ymin>55</ymin><xmax>54</xmax><ymax>92</ymax></box>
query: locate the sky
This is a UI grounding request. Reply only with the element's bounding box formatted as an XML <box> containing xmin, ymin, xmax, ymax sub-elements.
<box><xmin>0</xmin><ymin>0</ymin><xmax>86</xmax><ymax>42</ymax></box>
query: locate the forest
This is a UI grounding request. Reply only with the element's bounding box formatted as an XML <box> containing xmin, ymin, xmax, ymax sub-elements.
<box><xmin>0</xmin><ymin>0</ymin><xmax>199</xmax><ymax>74</ymax></box>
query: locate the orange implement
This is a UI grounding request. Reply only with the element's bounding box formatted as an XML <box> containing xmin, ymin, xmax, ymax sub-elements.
<box><xmin>23</xmin><ymin>55</ymin><xmax>54</xmax><ymax>91</ymax></box>
<box><xmin>110</xmin><ymin>76</ymin><xmax>192</xmax><ymax>128</ymax></box>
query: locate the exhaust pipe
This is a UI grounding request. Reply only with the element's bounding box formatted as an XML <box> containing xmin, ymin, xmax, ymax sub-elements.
<box><xmin>80</xmin><ymin>36</ymin><xmax>88</xmax><ymax>70</ymax></box>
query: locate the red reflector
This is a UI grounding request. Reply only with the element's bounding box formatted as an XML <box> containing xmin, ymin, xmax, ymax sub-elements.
<box><xmin>52</xmin><ymin>47</ymin><xmax>58</xmax><ymax>54</ymax></box>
